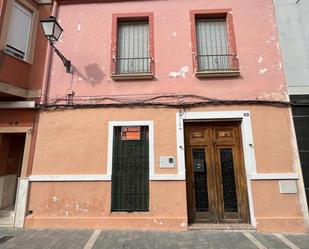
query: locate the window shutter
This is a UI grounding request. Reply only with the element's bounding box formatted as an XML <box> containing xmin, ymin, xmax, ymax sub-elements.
<box><xmin>6</xmin><ymin>2</ymin><xmax>32</xmax><ymax>59</ymax></box>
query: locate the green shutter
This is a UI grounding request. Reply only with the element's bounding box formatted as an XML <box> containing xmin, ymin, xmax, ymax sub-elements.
<box><xmin>111</xmin><ymin>126</ymin><xmax>149</xmax><ymax>211</ymax></box>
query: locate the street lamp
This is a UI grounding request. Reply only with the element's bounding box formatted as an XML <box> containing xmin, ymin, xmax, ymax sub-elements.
<box><xmin>40</xmin><ymin>16</ymin><xmax>73</xmax><ymax>73</ymax></box>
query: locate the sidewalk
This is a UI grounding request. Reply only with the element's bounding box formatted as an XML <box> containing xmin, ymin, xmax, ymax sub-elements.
<box><xmin>0</xmin><ymin>228</ymin><xmax>309</xmax><ymax>249</ymax></box>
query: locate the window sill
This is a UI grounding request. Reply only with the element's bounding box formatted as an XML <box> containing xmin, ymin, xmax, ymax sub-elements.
<box><xmin>111</xmin><ymin>73</ymin><xmax>154</xmax><ymax>81</ymax></box>
<box><xmin>195</xmin><ymin>70</ymin><xmax>240</xmax><ymax>78</ymax></box>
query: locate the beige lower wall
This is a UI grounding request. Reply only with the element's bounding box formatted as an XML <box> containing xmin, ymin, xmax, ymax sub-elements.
<box><xmin>26</xmin><ymin>181</ymin><xmax>188</xmax><ymax>231</ymax></box>
<box><xmin>252</xmin><ymin>181</ymin><xmax>306</xmax><ymax>233</ymax></box>
<box><xmin>32</xmin><ymin>106</ymin><xmax>297</xmax><ymax>175</ymax></box>
<box><xmin>25</xmin><ymin>106</ymin><xmax>307</xmax><ymax>232</ymax></box>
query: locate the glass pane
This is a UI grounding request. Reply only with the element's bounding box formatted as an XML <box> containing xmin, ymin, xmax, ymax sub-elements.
<box><xmin>53</xmin><ymin>23</ymin><xmax>63</xmax><ymax>41</ymax></box>
<box><xmin>42</xmin><ymin>22</ymin><xmax>54</xmax><ymax>36</ymax></box>
<box><xmin>192</xmin><ymin>148</ymin><xmax>209</xmax><ymax>212</ymax></box>
<box><xmin>117</xmin><ymin>21</ymin><xmax>150</xmax><ymax>74</ymax></box>
<box><xmin>220</xmin><ymin>148</ymin><xmax>238</xmax><ymax>212</ymax></box>
<box><xmin>196</xmin><ymin>19</ymin><xmax>229</xmax><ymax>71</ymax></box>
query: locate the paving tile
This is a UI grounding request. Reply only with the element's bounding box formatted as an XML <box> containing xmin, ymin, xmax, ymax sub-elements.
<box><xmin>0</xmin><ymin>228</ymin><xmax>309</xmax><ymax>249</ymax></box>
<box><xmin>252</xmin><ymin>233</ymin><xmax>290</xmax><ymax>249</ymax></box>
<box><xmin>284</xmin><ymin>234</ymin><xmax>309</xmax><ymax>249</ymax></box>
<box><xmin>189</xmin><ymin>231</ymin><xmax>258</xmax><ymax>249</ymax></box>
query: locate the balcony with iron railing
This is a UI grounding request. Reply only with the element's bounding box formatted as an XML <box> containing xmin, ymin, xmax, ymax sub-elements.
<box><xmin>195</xmin><ymin>54</ymin><xmax>240</xmax><ymax>78</ymax></box>
<box><xmin>111</xmin><ymin>57</ymin><xmax>154</xmax><ymax>80</ymax></box>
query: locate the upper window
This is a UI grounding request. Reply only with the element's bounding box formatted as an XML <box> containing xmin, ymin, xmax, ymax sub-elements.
<box><xmin>5</xmin><ymin>1</ymin><xmax>33</xmax><ymax>61</ymax></box>
<box><xmin>111</xmin><ymin>13</ymin><xmax>154</xmax><ymax>80</ymax></box>
<box><xmin>0</xmin><ymin>0</ymin><xmax>38</xmax><ymax>63</ymax></box>
<box><xmin>196</xmin><ymin>19</ymin><xmax>229</xmax><ymax>71</ymax></box>
<box><xmin>191</xmin><ymin>10</ymin><xmax>240</xmax><ymax>78</ymax></box>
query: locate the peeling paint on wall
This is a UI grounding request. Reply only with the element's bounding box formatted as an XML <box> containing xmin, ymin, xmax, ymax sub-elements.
<box><xmin>257</xmin><ymin>84</ymin><xmax>288</xmax><ymax>101</ymax></box>
<box><xmin>169</xmin><ymin>66</ymin><xmax>189</xmax><ymax>78</ymax></box>
<box><xmin>278</xmin><ymin>62</ymin><xmax>282</xmax><ymax>69</ymax></box>
<box><xmin>153</xmin><ymin>219</ymin><xmax>164</xmax><ymax>225</ymax></box>
<box><xmin>259</xmin><ymin>68</ymin><xmax>269</xmax><ymax>74</ymax></box>
<box><xmin>81</xmin><ymin>207</ymin><xmax>88</xmax><ymax>213</ymax></box>
<box><xmin>52</xmin><ymin>196</ymin><xmax>59</xmax><ymax>203</ymax></box>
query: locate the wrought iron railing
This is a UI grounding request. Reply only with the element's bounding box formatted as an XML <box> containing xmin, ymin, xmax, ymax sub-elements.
<box><xmin>113</xmin><ymin>57</ymin><xmax>152</xmax><ymax>75</ymax></box>
<box><xmin>196</xmin><ymin>54</ymin><xmax>239</xmax><ymax>72</ymax></box>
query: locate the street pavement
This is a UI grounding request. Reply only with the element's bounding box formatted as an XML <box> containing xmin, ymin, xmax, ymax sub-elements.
<box><xmin>0</xmin><ymin>228</ymin><xmax>309</xmax><ymax>249</ymax></box>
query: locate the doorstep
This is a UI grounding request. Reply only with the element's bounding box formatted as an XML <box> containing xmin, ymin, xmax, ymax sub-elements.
<box><xmin>0</xmin><ymin>210</ymin><xmax>14</xmax><ymax>227</ymax></box>
<box><xmin>188</xmin><ymin>223</ymin><xmax>256</xmax><ymax>231</ymax></box>
<box><xmin>0</xmin><ymin>217</ymin><xmax>14</xmax><ymax>227</ymax></box>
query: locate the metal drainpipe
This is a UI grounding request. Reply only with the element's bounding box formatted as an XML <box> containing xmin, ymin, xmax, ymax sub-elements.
<box><xmin>40</xmin><ymin>0</ymin><xmax>58</xmax><ymax>105</ymax></box>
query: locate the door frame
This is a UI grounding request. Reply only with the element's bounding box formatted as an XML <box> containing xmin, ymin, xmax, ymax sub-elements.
<box><xmin>176</xmin><ymin>111</ymin><xmax>257</xmax><ymax>227</ymax></box>
<box><xmin>0</xmin><ymin>127</ymin><xmax>32</xmax><ymax>227</ymax></box>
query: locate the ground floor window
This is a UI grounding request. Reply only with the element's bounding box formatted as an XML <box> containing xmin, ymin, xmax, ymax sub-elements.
<box><xmin>111</xmin><ymin>126</ymin><xmax>149</xmax><ymax>212</ymax></box>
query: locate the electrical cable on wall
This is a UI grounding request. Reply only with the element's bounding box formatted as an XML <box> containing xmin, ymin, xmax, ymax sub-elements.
<box><xmin>34</xmin><ymin>93</ymin><xmax>306</xmax><ymax>110</ymax></box>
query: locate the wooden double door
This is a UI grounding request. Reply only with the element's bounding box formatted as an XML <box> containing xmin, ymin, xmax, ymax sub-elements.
<box><xmin>185</xmin><ymin>121</ymin><xmax>249</xmax><ymax>224</ymax></box>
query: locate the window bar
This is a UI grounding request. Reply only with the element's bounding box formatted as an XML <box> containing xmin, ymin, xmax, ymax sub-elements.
<box><xmin>137</xmin><ymin>24</ymin><xmax>140</xmax><ymax>72</ymax></box>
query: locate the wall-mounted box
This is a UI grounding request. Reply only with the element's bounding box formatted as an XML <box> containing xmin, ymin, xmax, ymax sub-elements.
<box><xmin>160</xmin><ymin>156</ymin><xmax>176</xmax><ymax>168</ymax></box>
<box><xmin>279</xmin><ymin>180</ymin><xmax>298</xmax><ymax>194</ymax></box>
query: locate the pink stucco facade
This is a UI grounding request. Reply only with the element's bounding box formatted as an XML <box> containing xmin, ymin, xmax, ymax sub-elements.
<box><xmin>22</xmin><ymin>0</ymin><xmax>308</xmax><ymax>232</ymax></box>
<box><xmin>47</xmin><ymin>0</ymin><xmax>287</xmax><ymax>103</ymax></box>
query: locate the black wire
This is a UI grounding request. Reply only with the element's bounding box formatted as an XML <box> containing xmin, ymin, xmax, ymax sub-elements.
<box><xmin>36</xmin><ymin>94</ymin><xmax>309</xmax><ymax>110</ymax></box>
<box><xmin>37</xmin><ymin>100</ymin><xmax>291</xmax><ymax>109</ymax></box>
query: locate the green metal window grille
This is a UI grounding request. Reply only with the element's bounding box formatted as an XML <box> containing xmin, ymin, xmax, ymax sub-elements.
<box><xmin>111</xmin><ymin>126</ymin><xmax>149</xmax><ymax>211</ymax></box>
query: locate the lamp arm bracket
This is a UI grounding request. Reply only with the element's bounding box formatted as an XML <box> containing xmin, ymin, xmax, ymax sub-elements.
<box><xmin>51</xmin><ymin>44</ymin><xmax>73</xmax><ymax>73</ymax></box>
